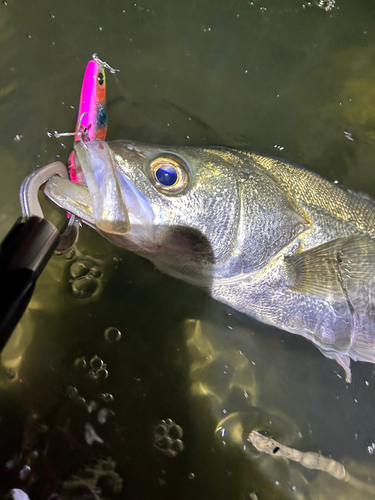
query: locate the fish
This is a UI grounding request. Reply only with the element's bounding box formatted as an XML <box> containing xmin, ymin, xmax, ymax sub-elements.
<box><xmin>44</xmin><ymin>139</ymin><xmax>375</xmax><ymax>381</ymax></box>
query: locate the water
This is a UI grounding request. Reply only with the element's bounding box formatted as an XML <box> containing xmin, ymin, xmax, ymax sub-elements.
<box><xmin>0</xmin><ymin>0</ymin><xmax>375</xmax><ymax>498</ymax></box>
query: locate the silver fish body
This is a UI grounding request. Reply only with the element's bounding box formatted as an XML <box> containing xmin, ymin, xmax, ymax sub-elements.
<box><xmin>45</xmin><ymin>139</ymin><xmax>375</xmax><ymax>381</ymax></box>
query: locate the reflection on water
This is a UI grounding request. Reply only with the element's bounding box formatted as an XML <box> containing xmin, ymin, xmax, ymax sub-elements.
<box><xmin>1</xmin><ymin>0</ymin><xmax>375</xmax><ymax>498</ymax></box>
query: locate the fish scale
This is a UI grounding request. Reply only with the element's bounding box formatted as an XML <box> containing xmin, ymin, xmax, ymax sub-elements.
<box><xmin>243</xmin><ymin>151</ymin><xmax>375</xmax><ymax>234</ymax></box>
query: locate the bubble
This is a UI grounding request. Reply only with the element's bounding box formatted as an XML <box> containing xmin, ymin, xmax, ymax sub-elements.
<box><xmin>155</xmin><ymin>425</ymin><xmax>167</xmax><ymax>436</ymax></box>
<box><xmin>69</xmin><ymin>258</ymin><xmax>103</xmax><ymax>299</ymax></box>
<box><xmin>104</xmin><ymin>327</ymin><xmax>122</xmax><ymax>343</ymax></box>
<box><xmin>88</xmin><ymin>356</ymin><xmax>108</xmax><ymax>380</ymax></box>
<box><xmin>99</xmin><ymin>393</ymin><xmax>114</xmax><ymax>403</ymax></box>
<box><xmin>157</xmin><ymin>436</ymin><xmax>173</xmax><ymax>450</ymax></box>
<box><xmin>71</xmin><ymin>276</ymin><xmax>99</xmax><ymax>299</ymax></box>
<box><xmin>171</xmin><ymin>439</ymin><xmax>184</xmax><ymax>454</ymax></box>
<box><xmin>169</xmin><ymin>424</ymin><xmax>183</xmax><ymax>440</ymax></box>
<box><xmin>88</xmin><ymin>368</ymin><xmax>108</xmax><ymax>380</ymax></box>
<box><xmin>154</xmin><ymin>418</ymin><xmax>184</xmax><ymax>457</ymax></box>
<box><xmin>90</xmin><ymin>355</ymin><xmax>104</xmax><ymax>370</ymax></box>
<box><xmin>90</xmin><ymin>264</ymin><xmax>103</xmax><ymax>278</ymax></box>
<box><xmin>74</xmin><ymin>356</ymin><xmax>87</xmax><ymax>369</ymax></box>
<box><xmin>64</xmin><ymin>248</ymin><xmax>75</xmax><ymax>260</ymax></box>
<box><xmin>70</xmin><ymin>259</ymin><xmax>92</xmax><ymax>278</ymax></box>
<box><xmin>314</xmin><ymin>0</ymin><xmax>335</xmax><ymax>10</ymax></box>
<box><xmin>189</xmin><ymin>472</ymin><xmax>195</xmax><ymax>480</ymax></box>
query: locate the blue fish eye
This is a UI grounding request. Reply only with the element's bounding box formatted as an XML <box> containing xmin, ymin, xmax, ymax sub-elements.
<box><xmin>155</xmin><ymin>164</ymin><xmax>178</xmax><ymax>186</ymax></box>
<box><xmin>151</xmin><ymin>156</ymin><xmax>189</xmax><ymax>193</ymax></box>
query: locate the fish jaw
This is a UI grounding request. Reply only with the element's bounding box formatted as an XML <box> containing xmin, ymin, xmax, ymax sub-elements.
<box><xmin>45</xmin><ymin>139</ymin><xmax>155</xmax><ymax>241</ymax></box>
<box><xmin>73</xmin><ymin>140</ymin><xmax>130</xmax><ymax>235</ymax></box>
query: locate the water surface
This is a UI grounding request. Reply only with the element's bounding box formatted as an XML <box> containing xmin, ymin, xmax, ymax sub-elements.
<box><xmin>0</xmin><ymin>0</ymin><xmax>375</xmax><ymax>498</ymax></box>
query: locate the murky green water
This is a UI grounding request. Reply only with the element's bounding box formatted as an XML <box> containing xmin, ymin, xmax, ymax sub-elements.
<box><xmin>1</xmin><ymin>0</ymin><xmax>375</xmax><ymax>498</ymax></box>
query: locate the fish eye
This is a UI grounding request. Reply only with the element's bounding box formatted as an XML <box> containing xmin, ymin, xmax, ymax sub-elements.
<box><xmin>98</xmin><ymin>72</ymin><xmax>104</xmax><ymax>86</ymax></box>
<box><xmin>155</xmin><ymin>164</ymin><xmax>177</xmax><ymax>186</ymax></box>
<box><xmin>150</xmin><ymin>156</ymin><xmax>189</xmax><ymax>194</ymax></box>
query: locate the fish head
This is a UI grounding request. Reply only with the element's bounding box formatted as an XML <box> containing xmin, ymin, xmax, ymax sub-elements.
<box><xmin>45</xmin><ymin>139</ymin><xmax>306</xmax><ymax>286</ymax></box>
<box><xmin>45</xmin><ymin>139</ymin><xmax>243</xmax><ymax>285</ymax></box>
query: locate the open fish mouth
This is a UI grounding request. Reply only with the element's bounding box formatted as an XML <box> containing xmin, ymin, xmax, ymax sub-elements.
<box><xmin>45</xmin><ymin>140</ymin><xmax>132</xmax><ymax>236</ymax></box>
<box><xmin>74</xmin><ymin>140</ymin><xmax>131</xmax><ymax>235</ymax></box>
<box><xmin>45</xmin><ymin>139</ymin><xmax>156</xmax><ymax>238</ymax></box>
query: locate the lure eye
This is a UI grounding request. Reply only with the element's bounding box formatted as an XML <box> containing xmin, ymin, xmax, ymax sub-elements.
<box><xmin>150</xmin><ymin>156</ymin><xmax>189</xmax><ymax>194</ymax></box>
<box><xmin>98</xmin><ymin>72</ymin><xmax>104</xmax><ymax>86</ymax></box>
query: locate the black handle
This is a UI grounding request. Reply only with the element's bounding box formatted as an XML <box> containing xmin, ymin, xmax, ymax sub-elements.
<box><xmin>0</xmin><ymin>216</ymin><xmax>60</xmax><ymax>349</ymax></box>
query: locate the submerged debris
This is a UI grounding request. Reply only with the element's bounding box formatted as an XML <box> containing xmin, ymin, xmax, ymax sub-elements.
<box><xmin>248</xmin><ymin>431</ymin><xmax>375</xmax><ymax>494</ymax></box>
<box><xmin>7</xmin><ymin>490</ymin><xmax>30</xmax><ymax>500</ymax></box>
<box><xmin>85</xmin><ymin>423</ymin><xmax>104</xmax><ymax>445</ymax></box>
<box><xmin>60</xmin><ymin>457</ymin><xmax>122</xmax><ymax>500</ymax></box>
<box><xmin>248</xmin><ymin>430</ymin><xmax>348</xmax><ymax>480</ymax></box>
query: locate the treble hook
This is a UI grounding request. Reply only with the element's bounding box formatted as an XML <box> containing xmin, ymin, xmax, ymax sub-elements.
<box><xmin>53</xmin><ymin>112</ymin><xmax>89</xmax><ymax>140</ymax></box>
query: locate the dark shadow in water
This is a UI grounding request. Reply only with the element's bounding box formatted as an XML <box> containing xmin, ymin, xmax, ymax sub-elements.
<box><xmin>108</xmin><ymin>96</ymin><xmax>225</xmax><ymax>146</ymax></box>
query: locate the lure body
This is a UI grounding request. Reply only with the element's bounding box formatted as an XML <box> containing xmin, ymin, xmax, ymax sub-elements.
<box><xmin>74</xmin><ymin>58</ymin><xmax>107</xmax><ymax>142</ymax></box>
<box><xmin>68</xmin><ymin>55</ymin><xmax>109</xmax><ymax>183</ymax></box>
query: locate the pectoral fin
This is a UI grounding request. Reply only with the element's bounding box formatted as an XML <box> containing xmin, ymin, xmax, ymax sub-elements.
<box><xmin>284</xmin><ymin>235</ymin><xmax>375</xmax><ymax>301</ymax></box>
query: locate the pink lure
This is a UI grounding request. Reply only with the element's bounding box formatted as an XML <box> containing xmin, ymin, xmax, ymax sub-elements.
<box><xmin>68</xmin><ymin>54</ymin><xmax>112</xmax><ymax>183</ymax></box>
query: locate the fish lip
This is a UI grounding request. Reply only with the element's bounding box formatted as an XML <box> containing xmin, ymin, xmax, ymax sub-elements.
<box><xmin>73</xmin><ymin>139</ymin><xmax>131</xmax><ymax>235</ymax></box>
<box><xmin>74</xmin><ymin>139</ymin><xmax>155</xmax><ymax>232</ymax></box>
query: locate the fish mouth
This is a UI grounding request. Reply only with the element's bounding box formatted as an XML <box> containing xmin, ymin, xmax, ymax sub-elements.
<box><xmin>45</xmin><ymin>140</ymin><xmax>154</xmax><ymax>236</ymax></box>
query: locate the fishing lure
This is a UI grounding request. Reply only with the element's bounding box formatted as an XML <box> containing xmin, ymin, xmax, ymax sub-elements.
<box><xmin>55</xmin><ymin>54</ymin><xmax>119</xmax><ymax>182</ymax></box>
